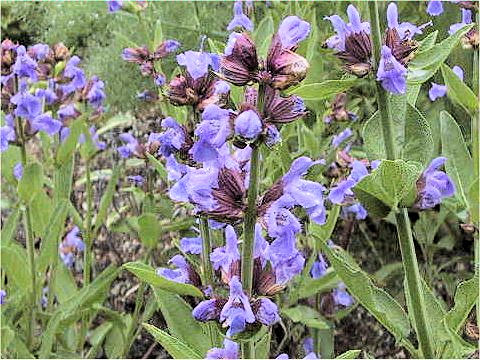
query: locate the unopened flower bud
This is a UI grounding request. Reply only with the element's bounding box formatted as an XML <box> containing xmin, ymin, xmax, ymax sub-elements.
<box><xmin>192</xmin><ymin>299</ymin><xmax>225</xmax><ymax>322</ymax></box>
<box><xmin>122</xmin><ymin>46</ymin><xmax>150</xmax><ymax>64</ymax></box>
<box><xmin>221</xmin><ymin>32</ymin><xmax>259</xmax><ymax>86</ymax></box>
<box><xmin>253</xmin><ymin>298</ymin><xmax>280</xmax><ymax>326</ymax></box>
<box><xmin>268</xmin><ymin>50</ymin><xmax>309</xmax><ymax>90</ymax></box>
<box><xmin>148</xmin><ymin>140</ymin><xmax>160</xmax><ymax>155</ymax></box>
<box><xmin>462</xmin><ymin>28</ymin><xmax>479</xmax><ymax>49</ymax></box>
<box><xmin>53</xmin><ymin>43</ymin><xmax>70</xmax><ymax>61</ymax></box>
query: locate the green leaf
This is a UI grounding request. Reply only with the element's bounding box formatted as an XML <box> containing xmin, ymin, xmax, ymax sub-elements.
<box><xmin>53</xmin><ymin>262</ymin><xmax>78</xmax><ymax>304</ymax></box>
<box><xmin>146</xmin><ymin>153</ymin><xmax>168</xmax><ymax>180</ymax></box>
<box><xmin>467</xmin><ymin>179</ymin><xmax>479</xmax><ymax>223</ymax></box>
<box><xmin>254</xmin><ymin>329</ymin><xmax>271</xmax><ymax>359</ymax></box>
<box><xmin>253</xmin><ymin>15</ymin><xmax>274</xmax><ymax>58</ymax></box>
<box><xmin>336</xmin><ymin>350</ymin><xmax>362</xmax><ymax>359</ymax></box>
<box><xmin>286</xmin><ymin>79</ymin><xmax>358</xmax><ymax>100</ymax></box>
<box><xmin>310</xmin><ymin>204</ymin><xmax>341</xmax><ymax>247</ymax></box>
<box><xmin>137</xmin><ymin>213</ymin><xmax>161</xmax><ymax>248</ymax></box>
<box><xmin>30</xmin><ymin>191</ymin><xmax>53</xmax><ymax>238</ymax></box>
<box><xmin>17</xmin><ymin>162</ymin><xmax>44</xmax><ymax>203</ymax></box>
<box><xmin>444</xmin><ymin>274</ymin><xmax>479</xmax><ymax>334</ymax></box>
<box><xmin>97</xmin><ymin>112</ymin><xmax>134</xmax><ymax>135</ymax></box>
<box><xmin>56</xmin><ymin>118</ymin><xmax>85</xmax><ymax>165</ymax></box>
<box><xmin>440</xmin><ymin>111</ymin><xmax>473</xmax><ymax>207</ymax></box>
<box><xmin>123</xmin><ymin>262</ymin><xmax>204</xmax><ymax>297</ymax></box>
<box><xmin>153</xmin><ymin>288</ymin><xmax>212</xmax><ymax>353</ymax></box>
<box><xmin>93</xmin><ymin>165</ymin><xmax>121</xmax><ymax>234</ymax></box>
<box><xmin>282</xmin><ymin>305</ymin><xmax>331</xmax><ymax>330</ymax></box>
<box><xmin>296</xmin><ymin>270</ymin><xmax>339</xmax><ymax>300</ymax></box>
<box><xmin>353</xmin><ymin>160</ymin><xmax>422</xmax><ymax>217</ymax></box>
<box><xmin>0</xmin><ymin>207</ymin><xmax>20</xmax><ymax>246</ymax></box>
<box><xmin>37</xmin><ymin>199</ymin><xmax>69</xmax><ymax>274</ymax></box>
<box><xmin>407</xmin><ymin>24</ymin><xmax>474</xmax><ymax>84</ymax></box>
<box><xmin>53</xmin><ymin>155</ymin><xmax>75</xmax><ymax>203</ymax></box>
<box><xmin>0</xmin><ymin>242</ymin><xmax>30</xmax><ymax>290</ymax></box>
<box><xmin>441</xmin><ymin>64</ymin><xmax>478</xmax><ymax>117</ymax></box>
<box><xmin>39</xmin><ymin>266</ymin><xmax>119</xmax><ymax>358</ymax></box>
<box><xmin>1</xmin><ymin>325</ymin><xmax>14</xmax><ymax>351</ymax></box>
<box><xmin>153</xmin><ymin>18</ymin><xmax>163</xmax><ymax>50</ymax></box>
<box><xmin>320</xmin><ymin>243</ymin><xmax>413</xmax><ymax>350</ymax></box>
<box><xmin>363</xmin><ymin>102</ymin><xmax>433</xmax><ymax>166</ymax></box>
<box><xmin>143</xmin><ymin>323</ymin><xmax>202</xmax><ymax>359</ymax></box>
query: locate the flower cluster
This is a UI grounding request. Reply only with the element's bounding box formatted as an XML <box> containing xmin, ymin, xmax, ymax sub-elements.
<box><xmin>59</xmin><ymin>226</ymin><xmax>85</xmax><ymax>268</ymax></box>
<box><xmin>148</xmin><ymin>12</ymin><xmax>326</xmax><ymax>350</ymax></box>
<box><xmin>324</xmin><ymin>3</ymin><xmax>428</xmax><ymax>94</ymax></box>
<box><xmin>1</xmin><ymin>39</ymin><xmax>107</xmax><ymax>154</ymax></box>
<box><xmin>122</xmin><ymin>40</ymin><xmax>180</xmax><ymax>88</ymax></box>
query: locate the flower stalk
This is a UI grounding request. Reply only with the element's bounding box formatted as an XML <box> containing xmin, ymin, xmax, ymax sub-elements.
<box><xmin>240</xmin><ymin>83</ymin><xmax>265</xmax><ymax>359</ymax></box>
<box><xmin>17</xmin><ymin>117</ymin><xmax>37</xmax><ymax>350</ymax></box>
<box><xmin>368</xmin><ymin>2</ymin><xmax>434</xmax><ymax>358</ymax></box>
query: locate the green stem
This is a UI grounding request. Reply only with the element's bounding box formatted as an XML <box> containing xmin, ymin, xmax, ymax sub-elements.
<box><xmin>83</xmin><ymin>157</ymin><xmax>93</xmax><ymax>286</ymax></box>
<box><xmin>17</xmin><ymin>118</ymin><xmax>37</xmax><ymax>350</ymax></box>
<box><xmin>240</xmin><ymin>84</ymin><xmax>264</xmax><ymax>359</ymax></box>
<box><xmin>122</xmin><ymin>250</ymin><xmax>152</xmax><ymax>358</ymax></box>
<box><xmin>368</xmin><ymin>2</ymin><xmax>434</xmax><ymax>358</ymax></box>
<box><xmin>200</xmin><ymin>218</ymin><xmax>214</xmax><ymax>286</ymax></box>
<box><xmin>471</xmin><ymin>8</ymin><xmax>479</xmax><ymax>330</ymax></box>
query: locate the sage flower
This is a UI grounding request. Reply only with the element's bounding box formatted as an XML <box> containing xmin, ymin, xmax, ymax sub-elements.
<box><xmin>227</xmin><ymin>1</ymin><xmax>253</xmax><ymax>31</ymax></box>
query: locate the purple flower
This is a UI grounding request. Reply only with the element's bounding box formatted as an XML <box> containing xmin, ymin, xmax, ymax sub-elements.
<box><xmin>190</xmin><ymin>104</ymin><xmax>231</xmax><ymax>162</ymax></box>
<box><xmin>61</xmin><ymin>56</ymin><xmax>86</xmax><ymax>96</ymax></box>
<box><xmin>59</xmin><ymin>226</ymin><xmax>84</xmax><ymax>268</ymax></box>
<box><xmin>342</xmin><ymin>202</ymin><xmax>368</xmax><ymax>220</ymax></box>
<box><xmin>377</xmin><ymin>45</ymin><xmax>407</xmax><ymax>94</ymax></box>
<box><xmin>29</xmin><ymin>43</ymin><xmax>50</xmax><ymax>60</ymax></box>
<box><xmin>165</xmin><ymin>155</ymin><xmax>188</xmax><ymax>181</ymax></box>
<box><xmin>176</xmin><ymin>51</ymin><xmax>214</xmax><ymax>80</ymax></box>
<box><xmin>156</xmin><ymin>255</ymin><xmax>191</xmax><ymax>284</ymax></box>
<box><xmin>169</xmin><ymin>166</ymin><xmax>218</xmax><ymax>211</ymax></box>
<box><xmin>281</xmin><ymin>157</ymin><xmax>327</xmax><ymax>224</ymax></box>
<box><xmin>325</xmin><ymin>4</ymin><xmax>370</xmax><ymax>52</ymax></box>
<box><xmin>12</xmin><ymin>46</ymin><xmax>38</xmax><ymax>81</ymax></box>
<box><xmin>154</xmin><ymin>73</ymin><xmax>166</xmax><ymax>86</ymax></box>
<box><xmin>117</xmin><ymin>133</ymin><xmax>138</xmax><ymax>158</ymax></box>
<box><xmin>429</xmin><ymin>65</ymin><xmax>464</xmax><ymax>101</ymax></box>
<box><xmin>387</xmin><ymin>2</ymin><xmax>427</xmax><ymax>40</ymax></box>
<box><xmin>328</xmin><ymin>160</ymin><xmax>368</xmax><ymax>204</ymax></box>
<box><xmin>303</xmin><ymin>337</ymin><xmax>314</xmax><ymax>355</ymax></box>
<box><xmin>254</xmin><ymin>223</ymin><xmax>269</xmax><ymax>265</ymax></box>
<box><xmin>220</xmin><ymin>276</ymin><xmax>256</xmax><ymax>336</ymax></box>
<box><xmin>0</xmin><ymin>290</ymin><xmax>6</xmax><ymax>305</ymax></box>
<box><xmin>107</xmin><ymin>0</ymin><xmax>123</xmax><ymax>12</ymax></box>
<box><xmin>427</xmin><ymin>0</ymin><xmax>444</xmax><ymax>16</ymax></box>
<box><xmin>158</xmin><ymin>117</ymin><xmax>185</xmax><ymax>157</ymax></box>
<box><xmin>416</xmin><ymin>157</ymin><xmax>455</xmax><ymax>209</ymax></box>
<box><xmin>227</xmin><ymin>1</ymin><xmax>253</xmax><ymax>32</ymax></box>
<box><xmin>332</xmin><ymin>127</ymin><xmax>353</xmax><ymax>148</ymax></box>
<box><xmin>180</xmin><ymin>237</ymin><xmax>202</xmax><ymax>254</ymax></box>
<box><xmin>36</xmin><ymin>80</ymin><xmax>58</xmax><ymax>105</ymax></box>
<box><xmin>224</xmin><ymin>32</ymin><xmax>243</xmax><ymax>56</ymax></box>
<box><xmin>0</xmin><ymin>126</ymin><xmax>15</xmax><ymax>152</ymax></box>
<box><xmin>265</xmin><ymin>124</ymin><xmax>281</xmax><ymax>147</ymax></box>
<box><xmin>89</xmin><ymin>126</ymin><xmax>107</xmax><ymax>150</ymax></box>
<box><xmin>255</xmin><ymin>298</ymin><xmax>280</xmax><ymax>325</ymax></box>
<box><xmin>333</xmin><ymin>283</ymin><xmax>354</xmax><ymax>307</ymax></box>
<box><xmin>449</xmin><ymin>9</ymin><xmax>472</xmax><ymax>35</ymax></box>
<box><xmin>278</xmin><ymin>16</ymin><xmax>311</xmax><ymax>49</ymax></box>
<box><xmin>429</xmin><ymin>83</ymin><xmax>448</xmax><ymax>101</ymax></box>
<box><xmin>310</xmin><ymin>254</ymin><xmax>328</xmax><ymax>279</ymax></box>
<box><xmin>13</xmin><ymin>162</ymin><xmax>23</xmax><ymax>180</ymax></box>
<box><xmin>87</xmin><ymin>76</ymin><xmax>106</xmax><ymax>108</ymax></box>
<box><xmin>164</xmin><ymin>39</ymin><xmax>181</xmax><ymax>53</ymax></box>
<box><xmin>127</xmin><ymin>175</ymin><xmax>144</xmax><ymax>186</ymax></box>
<box><xmin>210</xmin><ymin>225</ymin><xmax>240</xmax><ymax>273</ymax></box>
<box><xmin>58</xmin><ymin>104</ymin><xmax>79</xmax><ymax>122</ymax></box>
<box><xmin>192</xmin><ymin>299</ymin><xmax>221</xmax><ymax>322</ymax></box>
<box><xmin>32</xmin><ymin>114</ymin><xmax>62</xmax><ymax>136</ymax></box>
<box><xmin>11</xmin><ymin>91</ymin><xmax>41</xmax><ymax>120</ymax></box>
<box><xmin>214</xmin><ymin>80</ymin><xmax>231</xmax><ymax>95</ymax></box>
<box><xmin>234</xmin><ymin>109</ymin><xmax>262</xmax><ymax>139</ymax></box>
<box><xmin>206</xmin><ymin>339</ymin><xmax>239</xmax><ymax>359</ymax></box>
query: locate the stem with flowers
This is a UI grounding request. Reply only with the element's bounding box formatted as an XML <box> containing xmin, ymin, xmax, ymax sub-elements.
<box><xmin>368</xmin><ymin>2</ymin><xmax>434</xmax><ymax>358</ymax></box>
<box><xmin>17</xmin><ymin>116</ymin><xmax>37</xmax><ymax>350</ymax></box>
<box><xmin>240</xmin><ymin>83</ymin><xmax>264</xmax><ymax>359</ymax></box>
